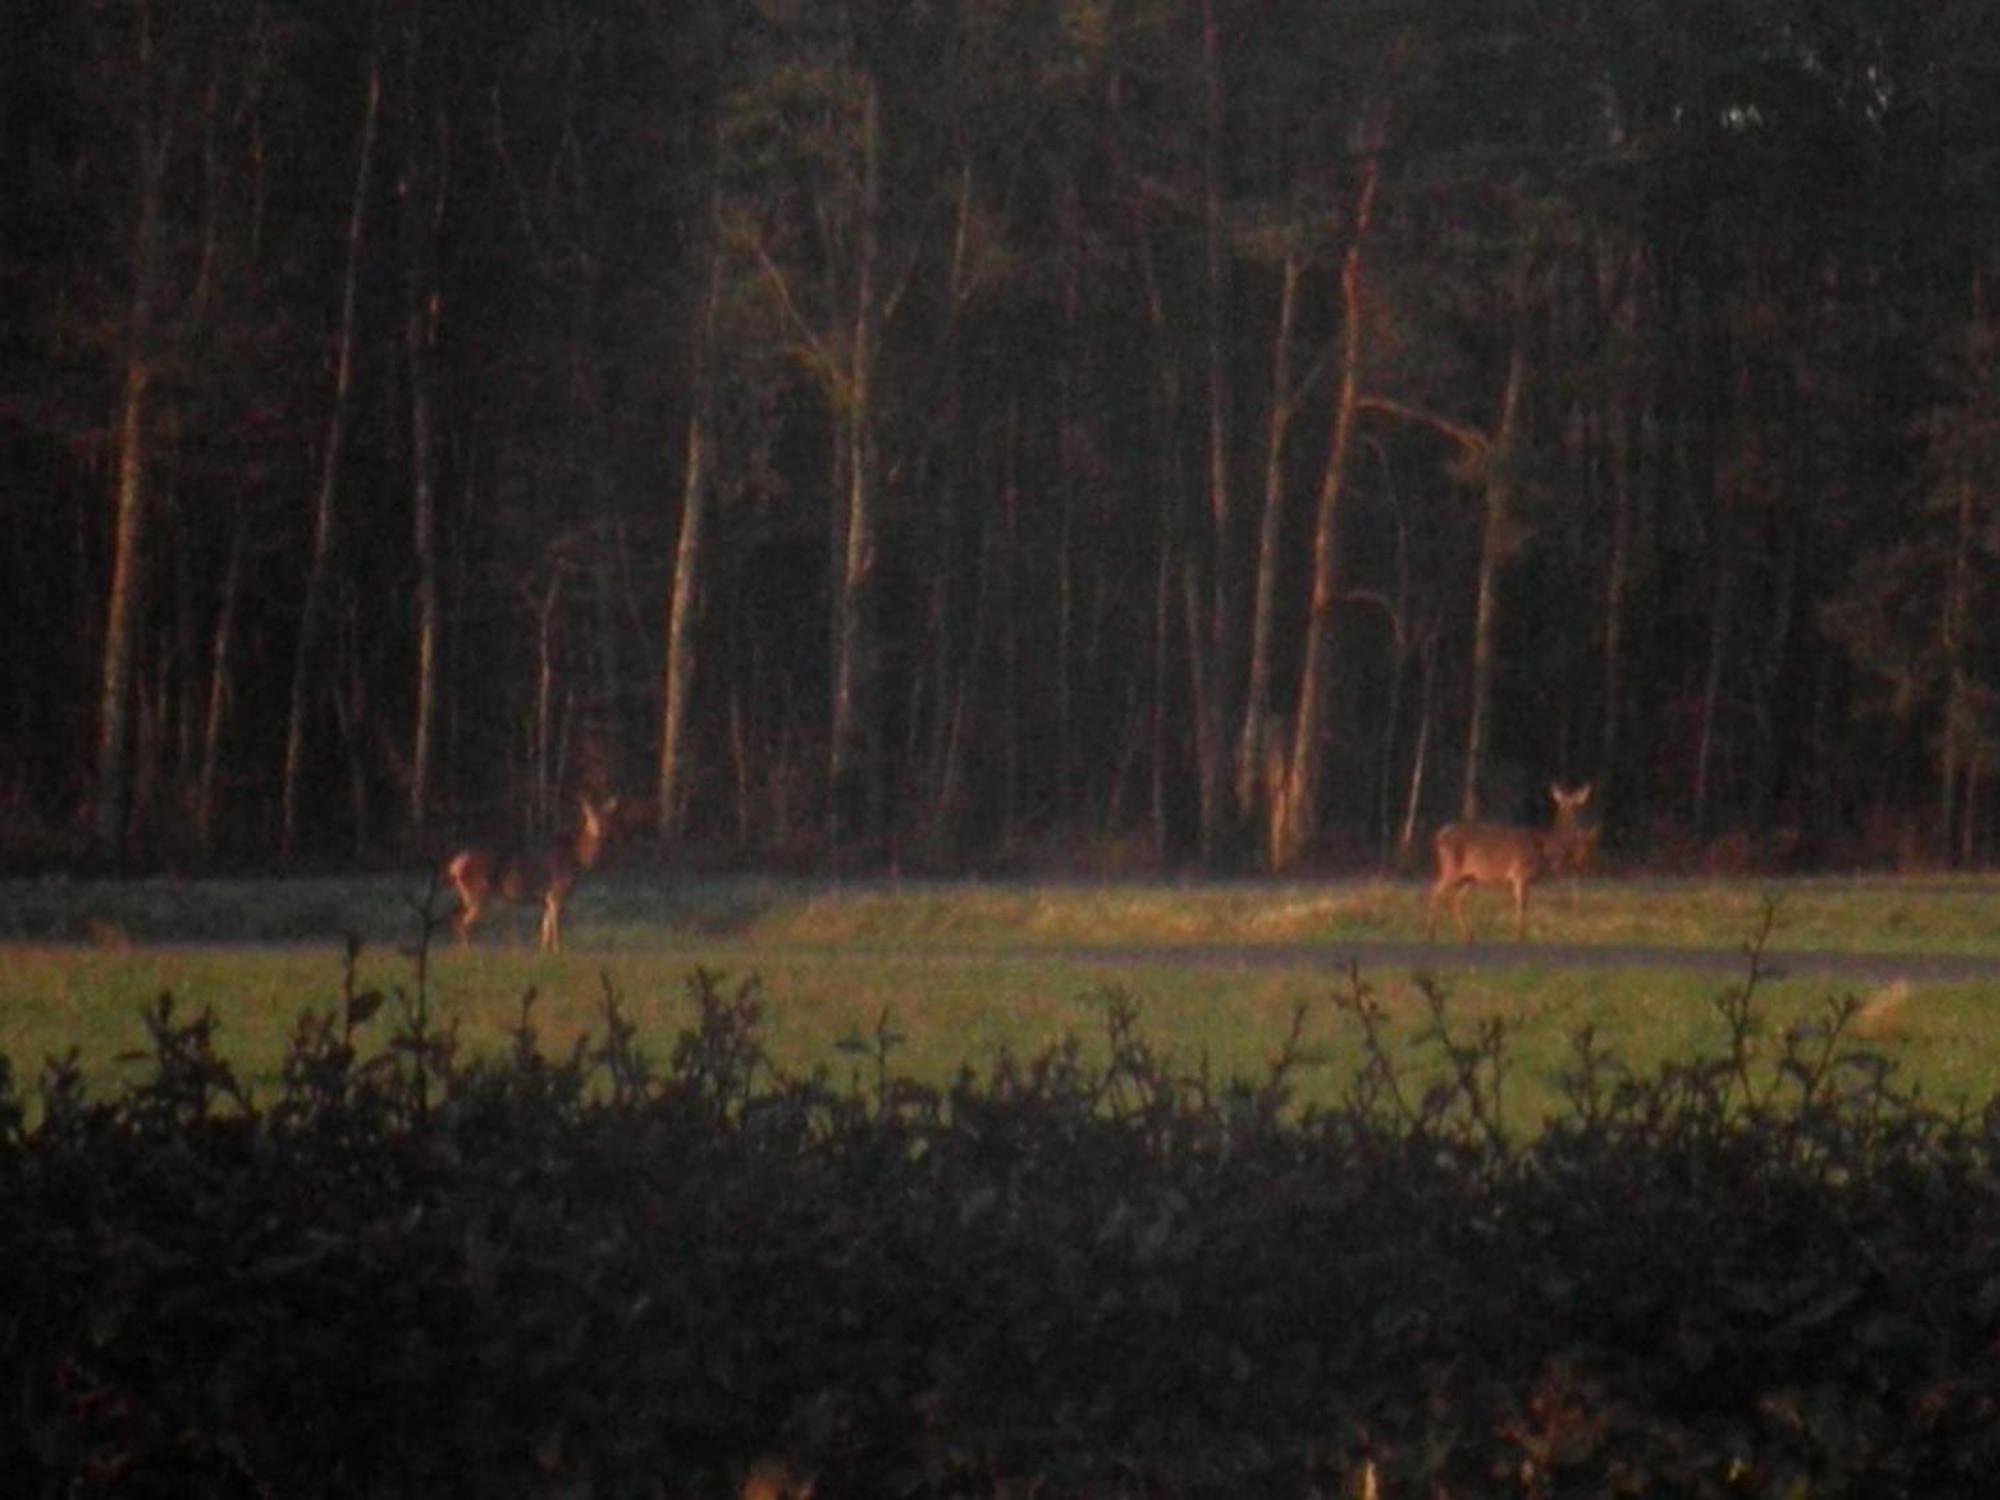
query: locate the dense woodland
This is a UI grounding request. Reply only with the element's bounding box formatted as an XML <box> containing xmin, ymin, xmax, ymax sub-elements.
<box><xmin>6</xmin><ymin>0</ymin><xmax>2000</xmax><ymax>875</ymax></box>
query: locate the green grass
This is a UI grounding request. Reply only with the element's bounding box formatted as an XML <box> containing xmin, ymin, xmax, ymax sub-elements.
<box><xmin>1</xmin><ymin>870</ymin><xmax>1997</xmax><ymax>1130</ymax></box>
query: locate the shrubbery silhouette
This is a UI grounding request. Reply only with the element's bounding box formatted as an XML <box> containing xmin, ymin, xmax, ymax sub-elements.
<box><xmin>1</xmin><ymin>913</ymin><xmax>1996</xmax><ymax>1495</ymax></box>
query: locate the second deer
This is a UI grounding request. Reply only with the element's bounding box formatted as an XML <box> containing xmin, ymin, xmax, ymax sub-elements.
<box><xmin>1426</xmin><ymin>784</ymin><xmax>1594</xmax><ymax>942</ymax></box>
<box><xmin>445</xmin><ymin>795</ymin><xmax>617</xmax><ymax>953</ymax></box>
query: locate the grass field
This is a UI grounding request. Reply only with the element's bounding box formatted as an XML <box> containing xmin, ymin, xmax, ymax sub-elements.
<box><xmin>2</xmin><ymin>868</ymin><xmax>1997</xmax><ymax>1129</ymax></box>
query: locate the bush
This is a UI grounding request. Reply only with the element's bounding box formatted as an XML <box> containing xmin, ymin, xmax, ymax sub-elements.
<box><xmin>1</xmin><ymin>936</ymin><xmax>1997</xmax><ymax>1496</ymax></box>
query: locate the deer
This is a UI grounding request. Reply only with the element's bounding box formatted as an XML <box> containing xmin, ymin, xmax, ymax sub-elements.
<box><xmin>444</xmin><ymin>795</ymin><xmax>617</xmax><ymax>953</ymax></box>
<box><xmin>1425</xmin><ymin>783</ymin><xmax>1594</xmax><ymax>942</ymax></box>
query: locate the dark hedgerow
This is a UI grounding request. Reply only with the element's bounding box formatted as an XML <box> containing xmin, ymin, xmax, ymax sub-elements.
<box><xmin>1</xmin><ymin>938</ymin><xmax>1998</xmax><ymax>1496</ymax></box>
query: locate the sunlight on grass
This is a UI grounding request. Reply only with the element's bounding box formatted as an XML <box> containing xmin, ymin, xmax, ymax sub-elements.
<box><xmin>3</xmin><ymin>871</ymin><xmax>2000</xmax><ymax>1130</ymax></box>
<box><xmin>0</xmin><ymin>934</ymin><xmax>1994</xmax><ymax>1134</ymax></box>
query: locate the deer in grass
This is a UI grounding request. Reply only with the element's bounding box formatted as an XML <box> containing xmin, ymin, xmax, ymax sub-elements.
<box><xmin>445</xmin><ymin>795</ymin><xmax>617</xmax><ymax>952</ymax></box>
<box><xmin>1426</xmin><ymin>783</ymin><xmax>1594</xmax><ymax>942</ymax></box>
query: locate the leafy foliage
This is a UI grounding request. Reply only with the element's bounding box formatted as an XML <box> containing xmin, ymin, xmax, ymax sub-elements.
<box><xmin>2</xmin><ymin>947</ymin><xmax>1998</xmax><ymax>1495</ymax></box>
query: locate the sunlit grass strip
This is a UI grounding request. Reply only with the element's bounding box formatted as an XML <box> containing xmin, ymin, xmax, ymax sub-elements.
<box><xmin>3</xmin><ymin>934</ymin><xmax>1996</xmax><ymax>1135</ymax></box>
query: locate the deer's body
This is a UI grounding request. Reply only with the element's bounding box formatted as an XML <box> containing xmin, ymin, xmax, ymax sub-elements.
<box><xmin>446</xmin><ymin>796</ymin><xmax>615</xmax><ymax>952</ymax></box>
<box><xmin>1426</xmin><ymin>784</ymin><xmax>1593</xmax><ymax>942</ymax></box>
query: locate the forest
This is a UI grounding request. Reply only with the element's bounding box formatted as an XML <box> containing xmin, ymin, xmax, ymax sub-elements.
<box><xmin>5</xmin><ymin>0</ymin><xmax>1999</xmax><ymax>876</ymax></box>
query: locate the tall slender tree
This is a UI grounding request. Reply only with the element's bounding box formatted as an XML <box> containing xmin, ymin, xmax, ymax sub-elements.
<box><xmin>92</xmin><ymin>0</ymin><xmax>169</xmax><ymax>866</ymax></box>
<box><xmin>1272</xmin><ymin>75</ymin><xmax>1392</xmax><ymax>871</ymax></box>
<box><xmin>399</xmin><ymin>14</ymin><xmax>448</xmax><ymax>848</ymax></box>
<box><xmin>658</xmin><ymin>156</ymin><xmax>726</xmax><ymax>844</ymax></box>
<box><xmin>280</xmin><ymin>51</ymin><xmax>380</xmax><ymax>861</ymax></box>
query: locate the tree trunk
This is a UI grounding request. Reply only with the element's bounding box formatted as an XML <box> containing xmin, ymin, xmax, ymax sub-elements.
<box><xmin>827</xmin><ymin>74</ymin><xmax>882</xmax><ymax>854</ymax></box>
<box><xmin>195</xmin><ymin>502</ymin><xmax>246</xmax><ymax>860</ymax></box>
<box><xmin>532</xmin><ymin>573</ymin><xmax>561</xmax><ymax>834</ymax></box>
<box><xmin>1132</xmin><ymin>208</ymin><xmax>1185</xmax><ymax>863</ymax></box>
<box><xmin>1192</xmin><ymin>0</ymin><xmax>1233</xmax><ymax>861</ymax></box>
<box><xmin>1371</xmin><ymin>506</ymin><xmax>1414</xmax><ymax>862</ymax></box>
<box><xmin>403</xmin><ymin>83</ymin><xmax>447</xmax><ymax>849</ymax></box>
<box><xmin>1940</xmin><ymin>461</ymin><xmax>1975</xmax><ymax>864</ymax></box>
<box><xmin>1151</xmin><ymin>525</ymin><xmax>1173</xmax><ymax>863</ymax></box>
<box><xmin>1052</xmin><ymin>185</ymin><xmax>1084</xmax><ymax>829</ymax></box>
<box><xmin>333</xmin><ymin>600</ymin><xmax>372</xmax><ymax>859</ymax></box>
<box><xmin>1183</xmin><ymin>559</ymin><xmax>1214</xmax><ymax>853</ymax></box>
<box><xmin>1458</xmin><ymin>336</ymin><xmax>1528</xmax><ymax>820</ymax></box>
<box><xmin>1938</xmin><ymin>272</ymin><xmax>1990</xmax><ymax>864</ymax></box>
<box><xmin>97</xmin><ymin>347</ymin><xmax>152</xmax><ymax>867</ymax></box>
<box><xmin>1275</xmin><ymin>137</ymin><xmax>1382</xmax><ymax>871</ymax></box>
<box><xmin>999</xmin><ymin>406</ymin><xmax>1021</xmax><ymax>843</ymax></box>
<box><xmin>1398</xmin><ymin>634</ymin><xmax>1437</xmax><ymax>862</ymax></box>
<box><xmin>93</xmin><ymin>0</ymin><xmax>164</xmax><ymax>867</ymax></box>
<box><xmin>658</xmin><ymin>179</ymin><xmax>724</xmax><ymax>845</ymax></box>
<box><xmin>1599</xmin><ymin>383</ymin><xmax>1635</xmax><ymax>795</ymax></box>
<box><xmin>929</xmin><ymin>424</ymin><xmax>989</xmax><ymax>854</ymax></box>
<box><xmin>1595</xmin><ymin>243</ymin><xmax>1645</xmax><ymax>804</ymax></box>
<box><xmin>170</xmin><ymin>466</ymin><xmax>200</xmax><ymax>790</ymax></box>
<box><xmin>1237</xmin><ymin>249</ymin><xmax>1303</xmax><ymax>818</ymax></box>
<box><xmin>280</xmin><ymin>55</ymin><xmax>380</xmax><ymax>861</ymax></box>
<box><xmin>1692</xmin><ymin>529</ymin><xmax>1733</xmax><ymax>838</ymax></box>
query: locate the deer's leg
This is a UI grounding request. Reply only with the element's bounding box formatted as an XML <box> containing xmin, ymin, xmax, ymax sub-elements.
<box><xmin>447</xmin><ymin>860</ymin><xmax>488</xmax><ymax>948</ymax></box>
<box><xmin>1512</xmin><ymin>876</ymin><xmax>1530</xmax><ymax>941</ymax></box>
<box><xmin>540</xmin><ymin>892</ymin><xmax>561</xmax><ymax>953</ymax></box>
<box><xmin>1450</xmin><ymin>880</ymin><xmax>1473</xmax><ymax>941</ymax></box>
<box><xmin>454</xmin><ymin>893</ymin><xmax>481</xmax><ymax>946</ymax></box>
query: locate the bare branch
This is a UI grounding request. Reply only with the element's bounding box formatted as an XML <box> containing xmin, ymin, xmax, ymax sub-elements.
<box><xmin>1357</xmin><ymin>394</ymin><xmax>1491</xmax><ymax>458</ymax></box>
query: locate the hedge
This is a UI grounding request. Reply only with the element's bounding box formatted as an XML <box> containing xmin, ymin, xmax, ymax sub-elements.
<box><xmin>2</xmin><ymin>946</ymin><xmax>1997</xmax><ymax>1497</ymax></box>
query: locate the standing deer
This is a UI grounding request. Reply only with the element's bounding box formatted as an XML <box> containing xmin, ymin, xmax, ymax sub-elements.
<box><xmin>1426</xmin><ymin>783</ymin><xmax>1594</xmax><ymax>942</ymax></box>
<box><xmin>445</xmin><ymin>795</ymin><xmax>617</xmax><ymax>952</ymax></box>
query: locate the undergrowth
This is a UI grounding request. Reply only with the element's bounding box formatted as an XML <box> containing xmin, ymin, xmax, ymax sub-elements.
<box><xmin>0</xmin><ymin>915</ymin><xmax>1996</xmax><ymax>1497</ymax></box>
